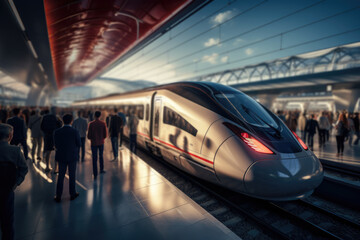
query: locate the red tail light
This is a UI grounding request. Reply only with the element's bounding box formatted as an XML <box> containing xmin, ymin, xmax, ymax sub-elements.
<box><xmin>292</xmin><ymin>131</ymin><xmax>308</xmax><ymax>150</ymax></box>
<box><xmin>224</xmin><ymin>123</ymin><xmax>274</xmax><ymax>154</ymax></box>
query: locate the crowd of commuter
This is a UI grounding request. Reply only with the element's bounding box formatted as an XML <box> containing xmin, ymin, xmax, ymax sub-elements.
<box><xmin>0</xmin><ymin>104</ymin><xmax>139</xmax><ymax>240</ymax></box>
<box><xmin>276</xmin><ymin>109</ymin><xmax>360</xmax><ymax>156</ymax></box>
<box><xmin>0</xmin><ymin>105</ymin><xmax>139</xmax><ymax>168</ymax></box>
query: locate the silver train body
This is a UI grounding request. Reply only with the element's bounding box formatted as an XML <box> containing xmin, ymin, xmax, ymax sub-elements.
<box><xmin>74</xmin><ymin>82</ymin><xmax>323</xmax><ymax>201</ymax></box>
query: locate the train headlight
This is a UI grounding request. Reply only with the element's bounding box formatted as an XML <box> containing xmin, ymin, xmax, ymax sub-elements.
<box><xmin>223</xmin><ymin>122</ymin><xmax>274</xmax><ymax>154</ymax></box>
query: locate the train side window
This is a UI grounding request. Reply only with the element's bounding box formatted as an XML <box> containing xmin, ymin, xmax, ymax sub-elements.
<box><xmin>137</xmin><ymin>105</ymin><xmax>144</xmax><ymax>120</ymax></box>
<box><xmin>145</xmin><ymin>104</ymin><xmax>149</xmax><ymax>121</ymax></box>
<box><xmin>163</xmin><ymin>106</ymin><xmax>197</xmax><ymax>136</ymax></box>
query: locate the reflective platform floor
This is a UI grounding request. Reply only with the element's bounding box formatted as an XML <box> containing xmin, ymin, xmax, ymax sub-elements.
<box><xmin>309</xmin><ymin>133</ymin><xmax>360</xmax><ymax>168</ymax></box>
<box><xmin>11</xmin><ymin>140</ymin><xmax>240</xmax><ymax>240</ymax></box>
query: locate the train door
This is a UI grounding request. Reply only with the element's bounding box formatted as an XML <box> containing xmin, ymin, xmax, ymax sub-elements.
<box><xmin>149</xmin><ymin>92</ymin><xmax>156</xmax><ymax>141</ymax></box>
<box><xmin>147</xmin><ymin>95</ymin><xmax>162</xmax><ymax>156</ymax></box>
<box><xmin>153</xmin><ymin>97</ymin><xmax>162</xmax><ymax>139</ymax></box>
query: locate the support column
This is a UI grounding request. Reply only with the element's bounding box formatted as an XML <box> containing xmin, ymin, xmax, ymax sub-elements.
<box><xmin>26</xmin><ymin>86</ymin><xmax>43</xmax><ymax>106</ymax></box>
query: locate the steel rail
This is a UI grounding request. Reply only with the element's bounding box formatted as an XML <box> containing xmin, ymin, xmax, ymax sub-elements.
<box><xmin>298</xmin><ymin>199</ymin><xmax>360</xmax><ymax>229</ymax></box>
<box><xmin>267</xmin><ymin>202</ymin><xmax>343</xmax><ymax>240</ymax></box>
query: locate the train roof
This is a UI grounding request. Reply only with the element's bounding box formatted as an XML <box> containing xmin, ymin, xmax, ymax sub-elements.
<box><xmin>74</xmin><ymin>81</ymin><xmax>240</xmax><ymax>104</ymax></box>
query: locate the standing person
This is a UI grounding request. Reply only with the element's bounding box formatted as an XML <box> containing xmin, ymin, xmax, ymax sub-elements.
<box><xmin>6</xmin><ymin>108</ymin><xmax>29</xmax><ymax>160</ymax></box>
<box><xmin>128</xmin><ymin>109</ymin><xmax>139</xmax><ymax>154</ymax></box>
<box><xmin>327</xmin><ymin>112</ymin><xmax>334</xmax><ymax>141</ymax></box>
<box><xmin>53</xmin><ymin>114</ymin><xmax>80</xmax><ymax>202</ymax></box>
<box><xmin>72</xmin><ymin>110</ymin><xmax>88</xmax><ymax>162</ymax></box>
<box><xmin>105</xmin><ymin>109</ymin><xmax>112</xmax><ymax>128</ymax></box>
<box><xmin>353</xmin><ymin>112</ymin><xmax>359</xmax><ymax>145</ymax></box>
<box><xmin>289</xmin><ymin>113</ymin><xmax>297</xmax><ymax>132</ymax></box>
<box><xmin>347</xmin><ymin>113</ymin><xmax>355</xmax><ymax>147</ymax></box>
<box><xmin>28</xmin><ymin>109</ymin><xmax>43</xmax><ymax>162</ymax></box>
<box><xmin>117</xmin><ymin>107</ymin><xmax>126</xmax><ymax>149</ymax></box>
<box><xmin>109</xmin><ymin>109</ymin><xmax>122</xmax><ymax>161</ymax></box>
<box><xmin>88</xmin><ymin>110</ymin><xmax>94</xmax><ymax>122</ymax></box>
<box><xmin>41</xmin><ymin>107</ymin><xmax>63</xmax><ymax>172</ymax></box>
<box><xmin>0</xmin><ymin>124</ymin><xmax>28</xmax><ymax>240</ymax></box>
<box><xmin>298</xmin><ymin>113</ymin><xmax>307</xmax><ymax>141</ymax></box>
<box><xmin>335</xmin><ymin>113</ymin><xmax>348</xmax><ymax>157</ymax></box>
<box><xmin>87</xmin><ymin>111</ymin><xmax>107</xmax><ymax>179</ymax></box>
<box><xmin>285</xmin><ymin>111</ymin><xmax>292</xmax><ymax>129</ymax></box>
<box><xmin>318</xmin><ymin>111</ymin><xmax>330</xmax><ymax>148</ymax></box>
<box><xmin>0</xmin><ymin>105</ymin><xmax>8</xmax><ymax>123</ymax></box>
<box><xmin>305</xmin><ymin>114</ymin><xmax>319</xmax><ymax>151</ymax></box>
<box><xmin>21</xmin><ymin>108</ymin><xmax>30</xmax><ymax>128</ymax></box>
<box><xmin>277</xmin><ymin>110</ymin><xmax>286</xmax><ymax>123</ymax></box>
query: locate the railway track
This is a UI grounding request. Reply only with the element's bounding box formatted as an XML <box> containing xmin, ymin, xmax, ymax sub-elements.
<box><xmin>271</xmin><ymin>199</ymin><xmax>360</xmax><ymax>240</ymax></box>
<box><xmin>299</xmin><ymin>199</ymin><xmax>360</xmax><ymax>229</ymax></box>
<box><xmin>314</xmin><ymin>175</ymin><xmax>360</xmax><ymax>210</ymax></box>
<box><xmin>134</xmin><ymin>147</ymin><xmax>360</xmax><ymax>239</ymax></box>
<box><xmin>323</xmin><ymin>164</ymin><xmax>360</xmax><ymax>178</ymax></box>
<box><xmin>320</xmin><ymin>158</ymin><xmax>360</xmax><ymax>178</ymax></box>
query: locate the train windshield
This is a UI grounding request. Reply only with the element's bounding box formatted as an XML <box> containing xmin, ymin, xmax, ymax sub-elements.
<box><xmin>215</xmin><ymin>92</ymin><xmax>279</xmax><ymax>129</ymax></box>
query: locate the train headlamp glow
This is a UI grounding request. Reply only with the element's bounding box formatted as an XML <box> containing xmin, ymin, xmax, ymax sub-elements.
<box><xmin>292</xmin><ymin>131</ymin><xmax>308</xmax><ymax>150</ymax></box>
<box><xmin>224</xmin><ymin>122</ymin><xmax>274</xmax><ymax>154</ymax></box>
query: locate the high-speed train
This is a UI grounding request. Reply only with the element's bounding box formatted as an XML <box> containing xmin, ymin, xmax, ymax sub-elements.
<box><xmin>74</xmin><ymin>82</ymin><xmax>323</xmax><ymax>201</ymax></box>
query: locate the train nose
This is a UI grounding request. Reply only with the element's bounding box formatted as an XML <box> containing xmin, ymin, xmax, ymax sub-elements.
<box><xmin>244</xmin><ymin>155</ymin><xmax>324</xmax><ymax>201</ymax></box>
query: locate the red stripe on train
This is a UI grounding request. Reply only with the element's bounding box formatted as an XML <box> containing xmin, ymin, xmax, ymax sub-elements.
<box><xmin>137</xmin><ymin>132</ymin><xmax>150</xmax><ymax>139</ymax></box>
<box><xmin>153</xmin><ymin>137</ymin><xmax>213</xmax><ymax>165</ymax></box>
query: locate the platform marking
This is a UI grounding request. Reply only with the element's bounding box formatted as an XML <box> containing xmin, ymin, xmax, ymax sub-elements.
<box><xmin>35</xmin><ymin>160</ymin><xmax>87</xmax><ymax>189</ymax></box>
<box><xmin>32</xmin><ymin>162</ymin><xmax>53</xmax><ymax>183</ymax></box>
<box><xmin>65</xmin><ymin>175</ymin><xmax>88</xmax><ymax>190</ymax></box>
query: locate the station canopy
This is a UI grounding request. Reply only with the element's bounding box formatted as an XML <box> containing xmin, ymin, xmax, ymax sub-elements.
<box><xmin>0</xmin><ymin>0</ymin><xmax>210</xmax><ymax>94</ymax></box>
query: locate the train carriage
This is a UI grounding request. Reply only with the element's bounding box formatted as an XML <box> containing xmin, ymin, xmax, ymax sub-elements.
<box><xmin>73</xmin><ymin>82</ymin><xmax>323</xmax><ymax>201</ymax></box>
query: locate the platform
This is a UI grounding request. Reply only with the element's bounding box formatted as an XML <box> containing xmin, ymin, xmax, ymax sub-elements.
<box><xmin>11</xmin><ymin>139</ymin><xmax>240</xmax><ymax>240</ymax></box>
<box><xmin>309</xmin><ymin>133</ymin><xmax>360</xmax><ymax>168</ymax></box>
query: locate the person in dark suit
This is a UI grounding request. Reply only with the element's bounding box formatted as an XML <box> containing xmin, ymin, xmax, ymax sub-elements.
<box><xmin>109</xmin><ymin>108</ymin><xmax>123</xmax><ymax>161</ymax></box>
<box><xmin>6</xmin><ymin>108</ymin><xmax>29</xmax><ymax>160</ymax></box>
<box><xmin>53</xmin><ymin>114</ymin><xmax>80</xmax><ymax>202</ymax></box>
<box><xmin>305</xmin><ymin>114</ymin><xmax>320</xmax><ymax>151</ymax></box>
<box><xmin>0</xmin><ymin>105</ymin><xmax>8</xmax><ymax>123</ymax></box>
<box><xmin>0</xmin><ymin>123</ymin><xmax>28</xmax><ymax>240</ymax></box>
<box><xmin>41</xmin><ymin>107</ymin><xmax>63</xmax><ymax>172</ymax></box>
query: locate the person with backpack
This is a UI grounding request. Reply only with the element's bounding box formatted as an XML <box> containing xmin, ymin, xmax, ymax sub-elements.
<box><xmin>335</xmin><ymin>112</ymin><xmax>349</xmax><ymax>157</ymax></box>
<box><xmin>318</xmin><ymin>111</ymin><xmax>330</xmax><ymax>148</ymax></box>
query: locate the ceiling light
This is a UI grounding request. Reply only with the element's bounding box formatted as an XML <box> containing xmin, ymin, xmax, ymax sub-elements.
<box><xmin>8</xmin><ymin>0</ymin><xmax>25</xmax><ymax>31</ymax></box>
<box><xmin>38</xmin><ymin>63</ymin><xmax>44</xmax><ymax>72</ymax></box>
<box><xmin>27</xmin><ymin>40</ymin><xmax>38</xmax><ymax>59</ymax></box>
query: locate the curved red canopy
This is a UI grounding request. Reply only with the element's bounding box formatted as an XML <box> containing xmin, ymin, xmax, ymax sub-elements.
<box><xmin>44</xmin><ymin>0</ymin><xmax>193</xmax><ymax>89</ymax></box>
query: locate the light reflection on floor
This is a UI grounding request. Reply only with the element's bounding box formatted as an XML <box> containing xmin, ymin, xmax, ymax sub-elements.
<box><xmin>13</xmin><ymin>137</ymin><xmax>239</xmax><ymax>240</ymax></box>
